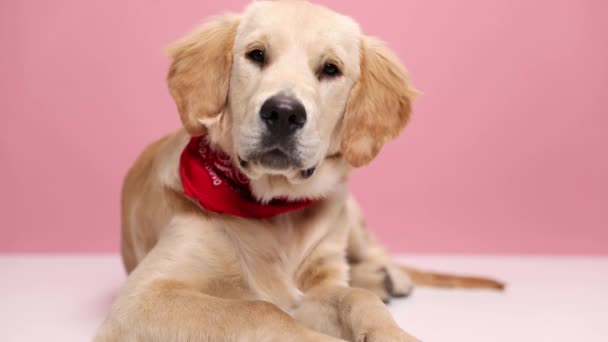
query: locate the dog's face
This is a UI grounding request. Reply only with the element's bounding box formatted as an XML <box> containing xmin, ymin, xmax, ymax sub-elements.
<box><xmin>168</xmin><ymin>1</ymin><xmax>415</xmax><ymax>199</ymax></box>
<box><xmin>228</xmin><ymin>2</ymin><xmax>360</xmax><ymax>178</ymax></box>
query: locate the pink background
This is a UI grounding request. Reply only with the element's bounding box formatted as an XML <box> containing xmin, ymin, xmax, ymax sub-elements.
<box><xmin>1</xmin><ymin>0</ymin><xmax>606</xmax><ymax>254</ymax></box>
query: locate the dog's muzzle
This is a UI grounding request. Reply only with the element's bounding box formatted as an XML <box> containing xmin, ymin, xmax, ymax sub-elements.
<box><xmin>241</xmin><ymin>94</ymin><xmax>309</xmax><ymax>171</ymax></box>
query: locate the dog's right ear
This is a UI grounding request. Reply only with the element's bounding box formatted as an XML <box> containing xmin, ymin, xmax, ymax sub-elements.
<box><xmin>167</xmin><ymin>15</ymin><xmax>240</xmax><ymax>136</ymax></box>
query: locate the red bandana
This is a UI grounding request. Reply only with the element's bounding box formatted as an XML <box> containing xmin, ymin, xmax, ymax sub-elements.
<box><xmin>179</xmin><ymin>136</ymin><xmax>315</xmax><ymax>219</ymax></box>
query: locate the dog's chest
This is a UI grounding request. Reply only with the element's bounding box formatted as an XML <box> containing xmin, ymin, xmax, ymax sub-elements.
<box><xmin>228</xmin><ymin>198</ymin><xmax>347</xmax><ymax>313</ymax></box>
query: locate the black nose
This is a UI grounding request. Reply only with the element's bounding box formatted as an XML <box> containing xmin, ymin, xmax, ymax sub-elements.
<box><xmin>260</xmin><ymin>94</ymin><xmax>307</xmax><ymax>137</ymax></box>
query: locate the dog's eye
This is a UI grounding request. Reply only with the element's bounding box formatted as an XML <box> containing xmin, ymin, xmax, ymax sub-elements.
<box><xmin>321</xmin><ymin>63</ymin><xmax>341</xmax><ymax>78</ymax></box>
<box><xmin>246</xmin><ymin>49</ymin><xmax>265</xmax><ymax>65</ymax></box>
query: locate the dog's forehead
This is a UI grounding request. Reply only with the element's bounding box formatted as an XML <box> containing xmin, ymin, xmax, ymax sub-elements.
<box><xmin>237</xmin><ymin>1</ymin><xmax>361</xmax><ymax>51</ymax></box>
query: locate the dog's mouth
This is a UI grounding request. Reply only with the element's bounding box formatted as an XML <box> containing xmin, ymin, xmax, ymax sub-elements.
<box><xmin>239</xmin><ymin>148</ymin><xmax>317</xmax><ymax>179</ymax></box>
<box><xmin>255</xmin><ymin>148</ymin><xmax>297</xmax><ymax>170</ymax></box>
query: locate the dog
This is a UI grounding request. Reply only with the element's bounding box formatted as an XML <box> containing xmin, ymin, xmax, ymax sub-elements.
<box><xmin>96</xmin><ymin>1</ymin><xmax>503</xmax><ymax>341</ymax></box>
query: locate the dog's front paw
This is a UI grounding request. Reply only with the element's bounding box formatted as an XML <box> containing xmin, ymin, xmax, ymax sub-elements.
<box><xmin>349</xmin><ymin>261</ymin><xmax>414</xmax><ymax>302</ymax></box>
<box><xmin>358</xmin><ymin>327</ymin><xmax>421</xmax><ymax>342</ymax></box>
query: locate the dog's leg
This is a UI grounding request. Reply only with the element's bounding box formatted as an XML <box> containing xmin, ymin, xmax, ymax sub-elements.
<box><xmin>298</xmin><ymin>286</ymin><xmax>420</xmax><ymax>342</ymax></box>
<box><xmin>97</xmin><ymin>218</ymin><xmax>345</xmax><ymax>342</ymax></box>
<box><xmin>345</xmin><ymin>197</ymin><xmax>415</xmax><ymax>302</ymax></box>
<box><xmin>96</xmin><ymin>279</ymin><xmax>345</xmax><ymax>342</ymax></box>
<box><xmin>293</xmin><ymin>248</ymin><xmax>419</xmax><ymax>342</ymax></box>
<box><xmin>346</xmin><ymin>197</ymin><xmax>505</xmax><ymax>297</ymax></box>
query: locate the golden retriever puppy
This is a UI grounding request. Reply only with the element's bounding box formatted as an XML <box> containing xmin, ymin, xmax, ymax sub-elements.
<box><xmin>96</xmin><ymin>1</ymin><xmax>502</xmax><ymax>341</ymax></box>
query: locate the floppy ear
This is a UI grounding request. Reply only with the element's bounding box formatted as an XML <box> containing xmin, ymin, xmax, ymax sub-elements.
<box><xmin>341</xmin><ymin>37</ymin><xmax>417</xmax><ymax>167</ymax></box>
<box><xmin>167</xmin><ymin>15</ymin><xmax>240</xmax><ymax>136</ymax></box>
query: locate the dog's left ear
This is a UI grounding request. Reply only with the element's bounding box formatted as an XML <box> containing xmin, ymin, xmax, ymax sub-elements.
<box><xmin>341</xmin><ymin>37</ymin><xmax>417</xmax><ymax>167</ymax></box>
<box><xmin>167</xmin><ymin>15</ymin><xmax>240</xmax><ymax>136</ymax></box>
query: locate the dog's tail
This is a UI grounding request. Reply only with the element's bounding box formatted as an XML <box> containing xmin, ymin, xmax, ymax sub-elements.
<box><xmin>400</xmin><ymin>265</ymin><xmax>505</xmax><ymax>290</ymax></box>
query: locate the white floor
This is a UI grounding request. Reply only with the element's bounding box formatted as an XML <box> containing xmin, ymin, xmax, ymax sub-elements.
<box><xmin>1</xmin><ymin>255</ymin><xmax>606</xmax><ymax>342</ymax></box>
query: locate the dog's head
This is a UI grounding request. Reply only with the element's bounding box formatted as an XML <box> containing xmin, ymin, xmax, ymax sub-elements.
<box><xmin>168</xmin><ymin>1</ymin><xmax>416</xmax><ymax>200</ymax></box>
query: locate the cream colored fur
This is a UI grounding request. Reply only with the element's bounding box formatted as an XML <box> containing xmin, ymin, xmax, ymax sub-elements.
<box><xmin>97</xmin><ymin>1</ymin><xmax>424</xmax><ymax>341</ymax></box>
